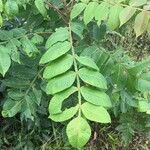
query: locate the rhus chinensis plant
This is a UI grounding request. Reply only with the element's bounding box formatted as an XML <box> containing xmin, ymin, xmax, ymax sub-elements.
<box><xmin>0</xmin><ymin>0</ymin><xmax>150</xmax><ymax>149</ymax></box>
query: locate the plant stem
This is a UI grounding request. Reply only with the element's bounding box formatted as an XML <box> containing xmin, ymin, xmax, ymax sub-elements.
<box><xmin>68</xmin><ymin>22</ymin><xmax>82</xmax><ymax>117</ymax></box>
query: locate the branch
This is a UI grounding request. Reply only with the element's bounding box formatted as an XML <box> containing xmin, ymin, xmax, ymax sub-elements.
<box><xmin>45</xmin><ymin>1</ymin><xmax>69</xmax><ymax>25</ymax></box>
<box><xmin>68</xmin><ymin>21</ymin><xmax>82</xmax><ymax>117</ymax></box>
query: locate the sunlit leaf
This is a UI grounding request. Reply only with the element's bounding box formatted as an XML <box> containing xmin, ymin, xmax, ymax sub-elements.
<box><xmin>79</xmin><ymin>68</ymin><xmax>107</xmax><ymax>89</ymax></box>
<box><xmin>40</xmin><ymin>41</ymin><xmax>71</xmax><ymax>64</ymax></box>
<box><xmin>46</xmin><ymin>71</ymin><xmax>76</xmax><ymax>94</ymax></box>
<box><xmin>134</xmin><ymin>11</ymin><xmax>150</xmax><ymax>37</ymax></box>
<box><xmin>71</xmin><ymin>3</ymin><xmax>87</xmax><ymax>20</ymax></box>
<box><xmin>43</xmin><ymin>54</ymin><xmax>74</xmax><ymax>79</ymax></box>
<box><xmin>49</xmin><ymin>105</ymin><xmax>79</xmax><ymax>122</ymax></box>
<box><xmin>49</xmin><ymin>86</ymin><xmax>77</xmax><ymax>114</ymax></box>
<box><xmin>119</xmin><ymin>6</ymin><xmax>136</xmax><ymax>27</ymax></box>
<box><xmin>81</xmin><ymin>86</ymin><xmax>112</xmax><ymax>107</ymax></box>
<box><xmin>84</xmin><ymin>2</ymin><xmax>98</xmax><ymax>24</ymax></box>
<box><xmin>81</xmin><ymin>102</ymin><xmax>111</xmax><ymax>123</ymax></box>
<box><xmin>66</xmin><ymin>117</ymin><xmax>91</xmax><ymax>149</ymax></box>
<box><xmin>35</xmin><ymin>0</ymin><xmax>47</xmax><ymax>17</ymax></box>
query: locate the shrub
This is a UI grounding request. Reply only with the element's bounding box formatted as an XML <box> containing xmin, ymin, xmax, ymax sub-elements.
<box><xmin>0</xmin><ymin>0</ymin><xmax>150</xmax><ymax>149</ymax></box>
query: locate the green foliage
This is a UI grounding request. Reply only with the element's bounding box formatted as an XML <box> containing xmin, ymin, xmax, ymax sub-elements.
<box><xmin>0</xmin><ymin>0</ymin><xmax>150</xmax><ymax>149</ymax></box>
<box><xmin>39</xmin><ymin>26</ymin><xmax>111</xmax><ymax>148</ymax></box>
<box><xmin>35</xmin><ymin>0</ymin><xmax>47</xmax><ymax>17</ymax></box>
<box><xmin>0</xmin><ymin>46</ymin><xmax>11</xmax><ymax>76</ymax></box>
<box><xmin>71</xmin><ymin>0</ymin><xmax>150</xmax><ymax>37</ymax></box>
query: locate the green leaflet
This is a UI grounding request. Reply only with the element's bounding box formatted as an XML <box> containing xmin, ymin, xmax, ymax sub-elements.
<box><xmin>11</xmin><ymin>28</ymin><xmax>26</xmax><ymax>38</ymax></box>
<box><xmin>81</xmin><ymin>102</ymin><xmax>111</xmax><ymax>123</ymax></box>
<box><xmin>49</xmin><ymin>86</ymin><xmax>77</xmax><ymax>114</ymax></box>
<box><xmin>81</xmin><ymin>86</ymin><xmax>112</xmax><ymax>107</ymax></box>
<box><xmin>32</xmin><ymin>88</ymin><xmax>42</xmax><ymax>106</ymax></box>
<box><xmin>128</xmin><ymin>58</ymin><xmax>150</xmax><ymax>75</ymax></box>
<box><xmin>9</xmin><ymin>65</ymin><xmax>37</xmax><ymax>80</ymax></box>
<box><xmin>136</xmin><ymin>73</ymin><xmax>150</xmax><ymax>92</ymax></box>
<box><xmin>129</xmin><ymin>0</ymin><xmax>147</xmax><ymax>7</ymax></box>
<box><xmin>35</xmin><ymin>0</ymin><xmax>47</xmax><ymax>17</ymax></box>
<box><xmin>0</xmin><ymin>47</ymin><xmax>11</xmax><ymax>76</ymax></box>
<box><xmin>147</xmin><ymin>110</ymin><xmax>150</xmax><ymax>115</ymax></box>
<box><xmin>21</xmin><ymin>36</ymin><xmax>39</xmax><ymax>57</ymax></box>
<box><xmin>3</xmin><ymin>77</ymin><xmax>30</xmax><ymax>88</ymax></box>
<box><xmin>45</xmin><ymin>27</ymin><xmax>69</xmax><ymax>49</ymax></box>
<box><xmin>119</xmin><ymin>6</ymin><xmax>136</xmax><ymax>27</ymax></box>
<box><xmin>71</xmin><ymin>21</ymin><xmax>85</xmax><ymax>39</ymax></box>
<box><xmin>83</xmin><ymin>2</ymin><xmax>98</xmax><ymax>25</ymax></box>
<box><xmin>8</xmin><ymin>90</ymin><xmax>24</xmax><ymax>100</ymax></box>
<box><xmin>107</xmin><ymin>5</ymin><xmax>123</xmax><ymax>30</ymax></box>
<box><xmin>5</xmin><ymin>0</ymin><xmax>19</xmax><ymax>16</ymax></box>
<box><xmin>0</xmin><ymin>30</ymin><xmax>13</xmax><ymax>41</ymax></box>
<box><xmin>138</xmin><ymin>100</ymin><xmax>150</xmax><ymax>113</ymax></box>
<box><xmin>71</xmin><ymin>3</ymin><xmax>87</xmax><ymax>20</ymax></box>
<box><xmin>22</xmin><ymin>90</ymin><xmax>42</xmax><ymax>120</ymax></box>
<box><xmin>43</xmin><ymin>54</ymin><xmax>74</xmax><ymax>79</ymax></box>
<box><xmin>76</xmin><ymin>55</ymin><xmax>99</xmax><ymax>71</ymax></box>
<box><xmin>2</xmin><ymin>99</ymin><xmax>22</xmax><ymax>117</ymax></box>
<box><xmin>79</xmin><ymin>68</ymin><xmax>107</xmax><ymax>89</ymax></box>
<box><xmin>134</xmin><ymin>11</ymin><xmax>150</xmax><ymax>37</ymax></box>
<box><xmin>21</xmin><ymin>88</ymin><xmax>42</xmax><ymax>121</ymax></box>
<box><xmin>22</xmin><ymin>95</ymin><xmax>36</xmax><ymax>121</ymax></box>
<box><xmin>31</xmin><ymin>34</ymin><xmax>44</xmax><ymax>44</ymax></box>
<box><xmin>0</xmin><ymin>0</ymin><xmax>3</xmax><ymax>12</ymax></box>
<box><xmin>46</xmin><ymin>71</ymin><xmax>76</xmax><ymax>95</ymax></box>
<box><xmin>111</xmin><ymin>64</ymin><xmax>127</xmax><ymax>89</ymax></box>
<box><xmin>6</xmin><ymin>39</ymin><xmax>21</xmax><ymax>63</ymax></box>
<box><xmin>95</xmin><ymin>2</ymin><xmax>110</xmax><ymax>24</ymax></box>
<box><xmin>40</xmin><ymin>41</ymin><xmax>71</xmax><ymax>64</ymax></box>
<box><xmin>49</xmin><ymin>105</ymin><xmax>79</xmax><ymax>122</ymax></box>
<box><xmin>66</xmin><ymin>117</ymin><xmax>91</xmax><ymax>149</ymax></box>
